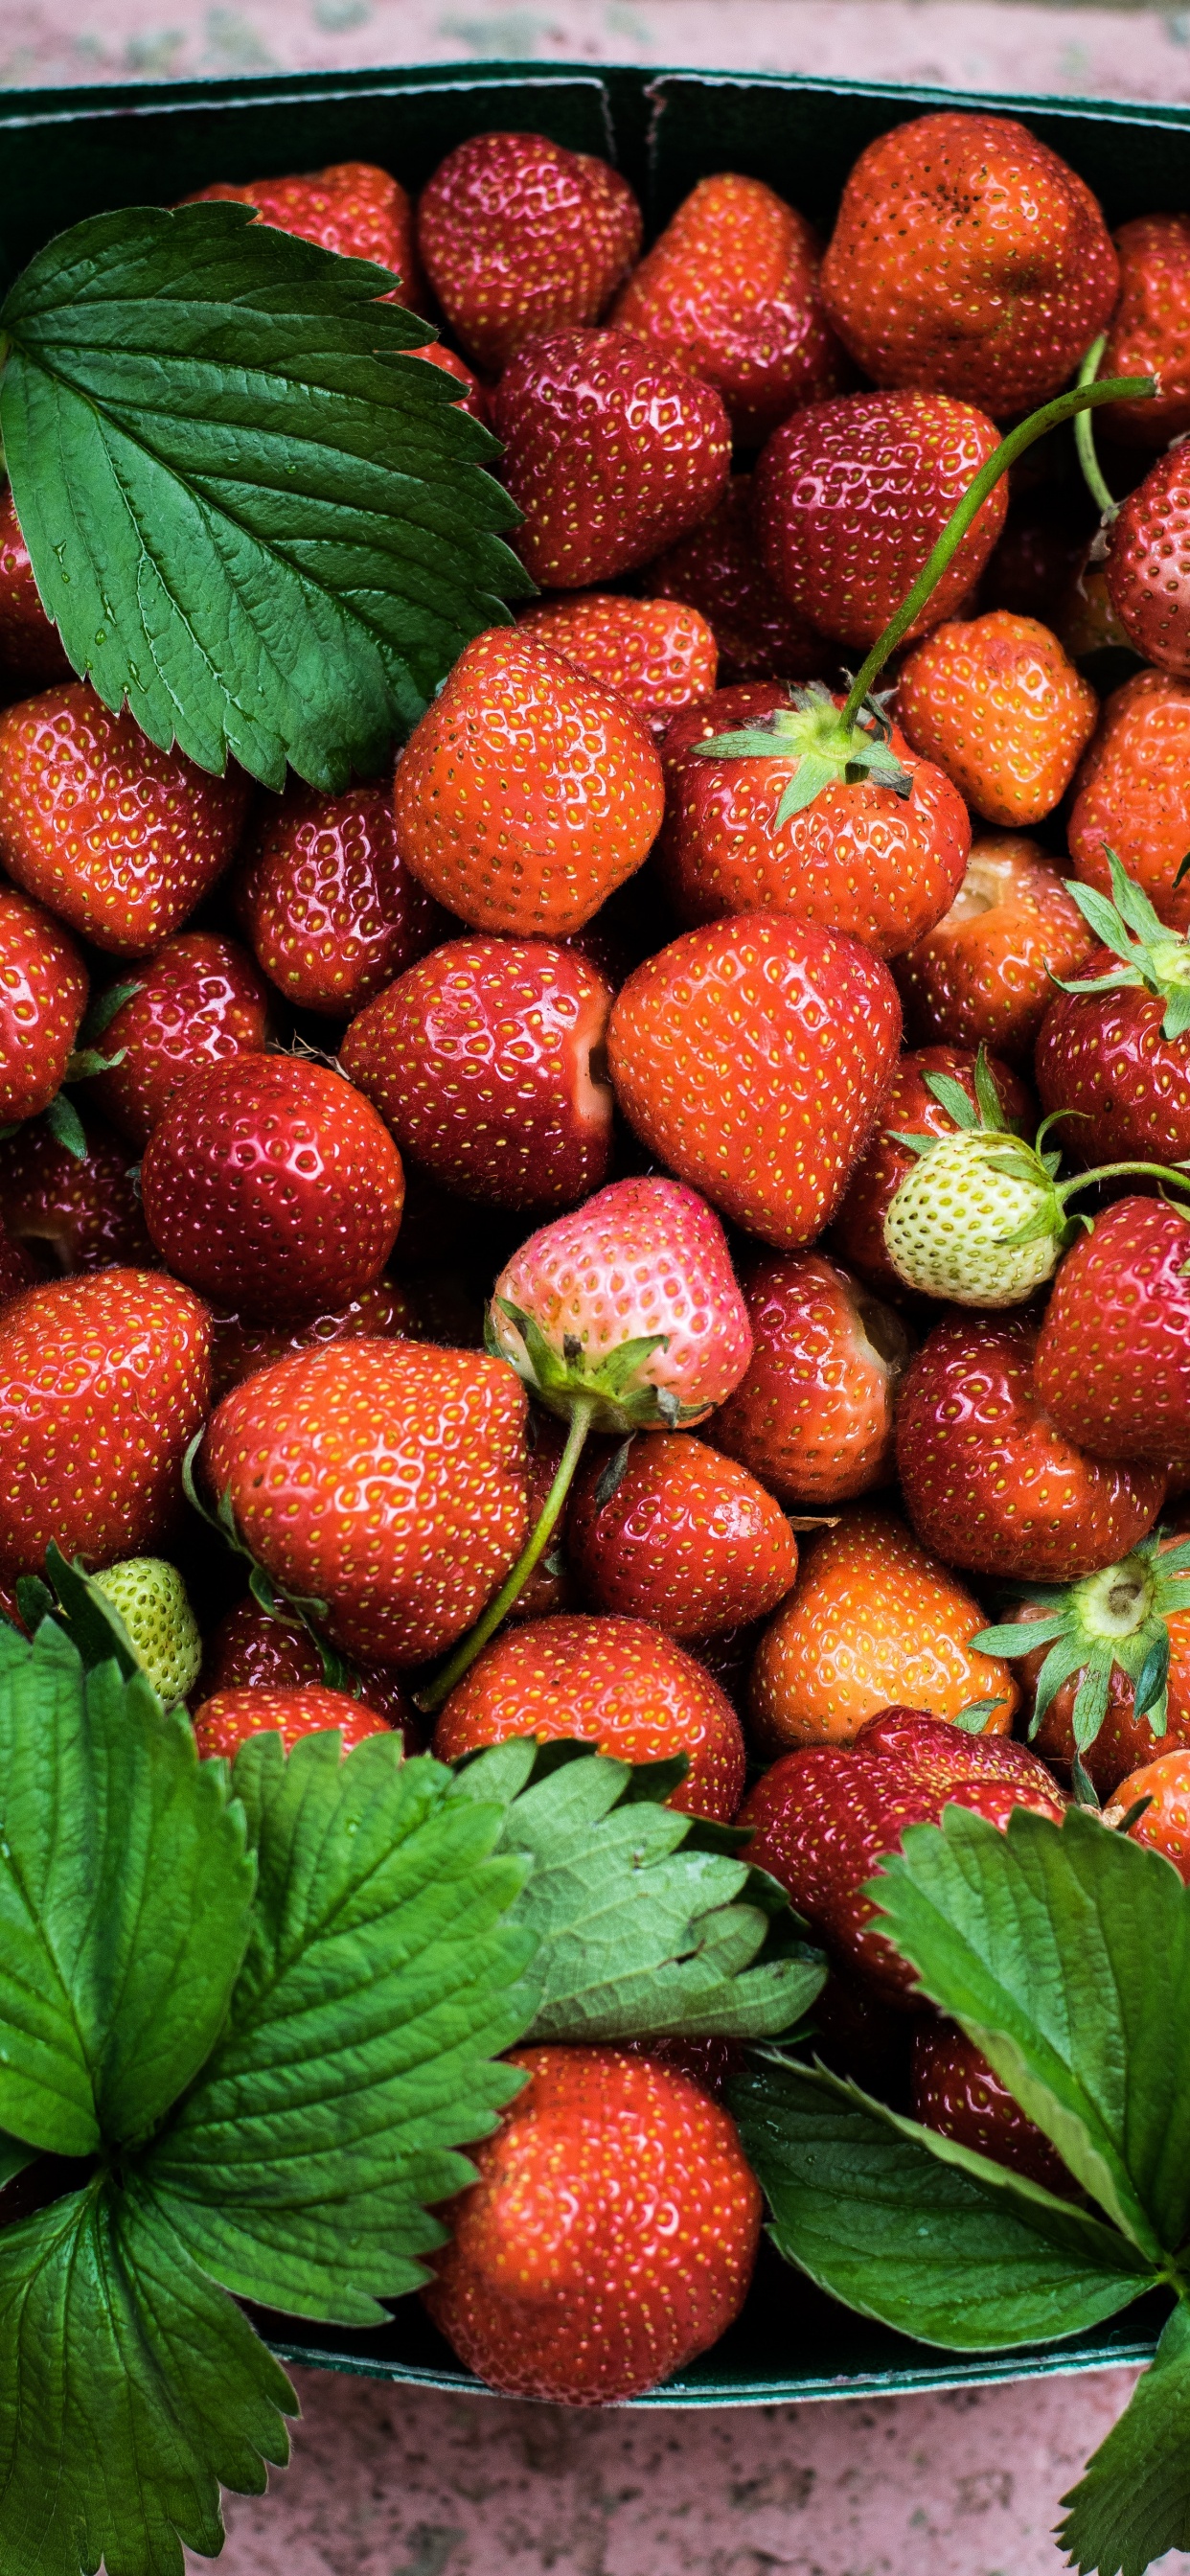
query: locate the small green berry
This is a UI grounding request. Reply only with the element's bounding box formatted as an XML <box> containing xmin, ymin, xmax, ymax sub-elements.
<box><xmin>93</xmin><ymin>1557</ymin><xmax>203</xmax><ymax>1705</ymax></box>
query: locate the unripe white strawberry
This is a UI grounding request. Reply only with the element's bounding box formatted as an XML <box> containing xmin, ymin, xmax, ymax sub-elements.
<box><xmin>93</xmin><ymin>1556</ymin><xmax>203</xmax><ymax>1705</ymax></box>
<box><xmin>884</xmin><ymin>1130</ymin><xmax>1064</xmax><ymax>1306</ymax></box>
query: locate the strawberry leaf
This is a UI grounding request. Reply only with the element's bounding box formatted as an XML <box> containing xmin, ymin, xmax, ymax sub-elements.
<box><xmin>137</xmin><ymin>1735</ymin><xmax>533</xmax><ymax>2326</ymax></box>
<box><xmin>730</xmin><ymin>2056</ymin><xmax>1151</xmax><ymax>2348</ymax></box>
<box><xmin>0</xmin><ymin>203</ymin><xmax>528</xmax><ymax>794</ymax></box>
<box><xmin>1058</xmin><ymin>2300</ymin><xmax>1190</xmax><ymax>2576</ymax></box>
<box><xmin>0</xmin><ymin>2174</ymin><xmax>294</xmax><ymax>2576</ymax></box>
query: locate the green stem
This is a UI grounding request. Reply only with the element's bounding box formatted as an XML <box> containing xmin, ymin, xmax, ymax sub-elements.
<box><xmin>1057</xmin><ymin>1162</ymin><xmax>1190</xmax><ymax>1204</ymax></box>
<box><xmin>838</xmin><ymin>368</ymin><xmax>1154</xmax><ymax>730</ymax></box>
<box><xmin>415</xmin><ymin>1395</ymin><xmax>596</xmax><ymax>1715</ymax></box>
<box><xmin>1074</xmin><ymin>334</ymin><xmax>1118</xmax><ymax>520</ymax></box>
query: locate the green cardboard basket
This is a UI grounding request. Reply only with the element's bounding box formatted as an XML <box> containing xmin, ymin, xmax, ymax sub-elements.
<box><xmin>1</xmin><ymin>53</ymin><xmax>1181</xmax><ymax>2404</ymax></box>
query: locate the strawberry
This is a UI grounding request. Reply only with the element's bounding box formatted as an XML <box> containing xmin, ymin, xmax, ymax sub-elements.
<box><xmin>977</xmin><ymin>1532</ymin><xmax>1190</xmax><ymax>1798</ymax></box>
<box><xmin>1105</xmin><ymin>444</ymin><xmax>1190</xmax><ymax>678</ymax></box>
<box><xmin>339</xmin><ymin>936</ymin><xmax>614</xmax><ymax>1211</ymax></box>
<box><xmin>413</xmin><ymin>342</ymin><xmax>488</xmax><ymax>423</ymax></box>
<box><xmin>0</xmin><ymin>486</ymin><xmax>71</xmax><ymax>696</ymax></box>
<box><xmin>491</xmin><ymin>328</ymin><xmax>731</xmax><ymax>590</ymax></box>
<box><xmin>645</xmin><ymin>476</ymin><xmax>834</xmax><ymax>685</ymax></box>
<box><xmin>819</xmin><ymin>111</ymin><xmax>1117</xmax><ymax>416</ymax></box>
<box><xmin>705</xmin><ymin>1249</ymin><xmax>909</xmax><ymax>1508</ymax></box>
<box><xmin>0</xmin><ymin>684</ymin><xmax>250</xmax><ymax>954</ymax></box>
<box><xmin>567</xmin><ymin>1432</ymin><xmax>797</xmax><ymax>1637</ymax></box>
<box><xmin>896</xmin><ymin>1311</ymin><xmax>1166</xmax><ymax>1582</ymax></box>
<box><xmin>738</xmin><ymin>1706</ymin><xmax>1064</xmax><ymax>2005</ymax></box>
<box><xmin>141</xmin><ymin>1055</ymin><xmax>404</xmax><ymax>1323</ymax></box>
<box><xmin>517</xmin><ymin>594</ymin><xmax>718</xmax><ymax>737</ymax></box>
<box><xmin>192</xmin><ymin>1683</ymin><xmax>393</xmax><ymax>1763</ymax></box>
<box><xmin>896</xmin><ymin>612</ymin><xmax>1096</xmax><ymax>827</ymax></box>
<box><xmin>423</xmin><ymin>2045</ymin><xmax>762</xmax><ymax>2404</ymax></box>
<box><xmin>201</xmin><ymin>1337</ymin><xmax>529</xmax><ymax>1666</ymax></box>
<box><xmin>197</xmin><ymin>1593</ymin><xmax>419</xmax><ymax>1745</ymax></box>
<box><xmin>911</xmin><ymin>2020</ymin><xmax>1070</xmax><ymax>2193</ymax></box>
<box><xmin>748</xmin><ymin>1509</ymin><xmax>1018</xmax><ymax>1754</ymax></box>
<box><xmin>234</xmin><ymin>780</ymin><xmax>446</xmax><ymax>1020</ymax></box>
<box><xmin>432</xmin><ymin>1610</ymin><xmax>745</xmax><ymax>1822</ymax></box>
<box><xmin>609</xmin><ymin>172</ymin><xmax>846</xmax><ymax>443</ymax></box>
<box><xmin>81</xmin><ymin>932</ymin><xmax>271</xmax><ymax>1149</ymax></box>
<box><xmin>1105</xmin><ymin>1748</ymin><xmax>1190</xmax><ymax>1875</ymax></box>
<box><xmin>0</xmin><ymin>1112</ymin><xmax>154</xmax><ymax>1275</ymax></box>
<box><xmin>654</xmin><ymin>680</ymin><xmax>969</xmax><ymax>957</ymax></box>
<box><xmin>752</xmin><ymin>393</ymin><xmax>1006</xmax><ymax>650</ymax></box>
<box><xmin>416</xmin><ymin>133</ymin><xmax>640</xmax><ymax>371</ymax></box>
<box><xmin>0</xmin><ymin>1267</ymin><xmax>210</xmax><ymax>1582</ymax></box>
<box><xmin>831</xmin><ymin>1044</ymin><xmax>1033</xmax><ymax>1299</ymax></box>
<box><xmin>606</xmin><ymin>913</ymin><xmax>902</xmax><ymax>1251</ymax></box>
<box><xmin>1034</xmin><ymin>857</ymin><xmax>1190</xmax><ymax>1168</ymax></box>
<box><xmin>392</xmin><ymin>629</ymin><xmax>663</xmax><ymax>938</ymax></box>
<box><xmin>92</xmin><ymin>1556</ymin><xmax>202</xmax><ymax>1705</ymax></box>
<box><xmin>894</xmin><ymin>835</ymin><xmax>1097</xmax><ymax>1064</ymax></box>
<box><xmin>1034</xmin><ymin>1199</ymin><xmax>1190</xmax><ymax>1464</ymax></box>
<box><xmin>0</xmin><ymin>1228</ymin><xmax>39</xmax><ymax>1307</ymax></box>
<box><xmin>1098</xmin><ymin>215</ymin><xmax>1190</xmax><ymax>448</ymax></box>
<box><xmin>208</xmin><ymin>1275</ymin><xmax>420</xmax><ymax>1402</ymax></box>
<box><xmin>1066</xmin><ymin>670</ymin><xmax>1190</xmax><ymax>932</ymax></box>
<box><xmin>0</xmin><ymin>883</ymin><xmax>88</xmax><ymax>1124</ymax></box>
<box><xmin>186</xmin><ymin>159</ymin><xmax>425</xmax><ymax>306</ymax></box>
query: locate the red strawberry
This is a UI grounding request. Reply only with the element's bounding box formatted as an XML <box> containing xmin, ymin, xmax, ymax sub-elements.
<box><xmin>606</xmin><ymin>914</ymin><xmax>902</xmax><ymax>1251</ymax></box>
<box><xmin>0</xmin><ymin>1267</ymin><xmax>210</xmax><ymax>1581</ymax></box>
<box><xmin>1034</xmin><ymin>1199</ymin><xmax>1190</xmax><ymax>1465</ymax></box>
<box><xmin>392</xmin><ymin>629</ymin><xmax>663</xmax><ymax>938</ymax></box>
<box><xmin>186</xmin><ymin>159</ymin><xmax>425</xmax><ymax>306</ymax></box>
<box><xmin>831</xmin><ymin>1044</ymin><xmax>1034</xmax><ymax>1300</ymax></box>
<box><xmin>0</xmin><ymin>883</ymin><xmax>88</xmax><ymax>1124</ymax></box>
<box><xmin>517</xmin><ymin>594</ymin><xmax>718</xmax><ymax>737</ymax></box>
<box><xmin>911</xmin><ymin>2020</ymin><xmax>1070</xmax><ymax>2193</ymax></box>
<box><xmin>141</xmin><ymin>1055</ymin><xmax>404</xmax><ymax>1323</ymax></box>
<box><xmin>737</xmin><ymin>1706</ymin><xmax>1064</xmax><ymax>2004</ymax></box>
<box><xmin>752</xmin><ymin>393</ymin><xmax>1006</xmax><ymax>650</ymax></box>
<box><xmin>819</xmin><ymin>111</ymin><xmax>1117</xmax><ymax>415</ymax></box>
<box><xmin>894</xmin><ymin>837</ymin><xmax>1097</xmax><ymax>1065</ymax></box>
<box><xmin>340</xmin><ymin>936</ymin><xmax>613</xmax><ymax>1210</ymax></box>
<box><xmin>1098</xmin><ymin>215</ymin><xmax>1190</xmax><ymax>448</ymax></box>
<box><xmin>645</xmin><ymin>476</ymin><xmax>835</xmax><ymax>685</ymax></box>
<box><xmin>415</xmin><ymin>340</ymin><xmax>489</xmax><ymax>424</ymax></box>
<box><xmin>610</xmin><ymin>172</ymin><xmax>846</xmax><ymax>443</ymax></box>
<box><xmin>0</xmin><ymin>684</ymin><xmax>249</xmax><ymax>954</ymax></box>
<box><xmin>0</xmin><ymin>487</ymin><xmax>71</xmax><ymax>696</ymax></box>
<box><xmin>1033</xmin><ymin>861</ymin><xmax>1190</xmax><ymax>1169</ymax></box>
<box><xmin>191</xmin><ymin>1682</ymin><xmax>393</xmax><ymax>1763</ymax></box>
<box><xmin>0</xmin><ymin>1228</ymin><xmax>39</xmax><ymax>1307</ymax></box>
<box><xmin>235</xmin><ymin>780</ymin><xmax>446</xmax><ymax>1020</ymax></box>
<box><xmin>432</xmin><ymin>1612</ymin><xmax>745</xmax><ymax>1822</ymax></box>
<box><xmin>655</xmin><ymin>680</ymin><xmax>969</xmax><ymax>957</ymax></box>
<box><xmin>993</xmin><ymin>1537</ymin><xmax>1190</xmax><ymax>1800</ymax></box>
<box><xmin>208</xmin><ymin>1274</ymin><xmax>420</xmax><ymax>1402</ymax></box>
<box><xmin>82</xmin><ymin>932</ymin><xmax>271</xmax><ymax>1149</ymax></box>
<box><xmin>567</xmin><ymin>1432</ymin><xmax>797</xmax><ymax>1637</ymax></box>
<box><xmin>0</xmin><ymin>1113</ymin><xmax>154</xmax><ymax>1275</ymax></box>
<box><xmin>1105</xmin><ymin>1748</ymin><xmax>1190</xmax><ymax>1875</ymax></box>
<box><xmin>423</xmin><ymin>2045</ymin><xmax>762</xmax><ymax>2404</ymax></box>
<box><xmin>196</xmin><ymin>1593</ymin><xmax>420</xmax><ymax>1747</ymax></box>
<box><xmin>1066</xmin><ymin>670</ymin><xmax>1190</xmax><ymax>932</ymax></box>
<box><xmin>492</xmin><ymin>328</ymin><xmax>731</xmax><ymax>590</ymax></box>
<box><xmin>1106</xmin><ymin>445</ymin><xmax>1190</xmax><ymax>678</ymax></box>
<box><xmin>896</xmin><ymin>612</ymin><xmax>1097</xmax><ymax>827</ymax></box>
<box><xmin>705</xmin><ymin>1250</ymin><xmax>908</xmax><ymax>1507</ymax></box>
<box><xmin>201</xmin><ymin>1337</ymin><xmax>529</xmax><ymax>1666</ymax></box>
<box><xmin>896</xmin><ymin>1311</ymin><xmax>1166</xmax><ymax>1582</ymax></box>
<box><xmin>417</xmin><ymin>133</ymin><xmax>640</xmax><ymax>371</ymax></box>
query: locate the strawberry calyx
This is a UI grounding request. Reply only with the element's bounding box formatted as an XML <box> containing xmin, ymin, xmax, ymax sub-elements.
<box><xmin>1056</xmin><ymin>849</ymin><xmax>1190</xmax><ymax>1042</ymax></box>
<box><xmin>972</xmin><ymin>1530</ymin><xmax>1190</xmax><ymax>1793</ymax></box>
<box><xmin>690</xmin><ymin>681</ymin><xmax>912</xmax><ymax>824</ymax></box>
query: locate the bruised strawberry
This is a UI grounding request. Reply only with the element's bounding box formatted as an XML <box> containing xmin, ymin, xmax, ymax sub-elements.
<box><xmin>202</xmin><ymin>1337</ymin><xmax>529</xmax><ymax>1666</ymax></box>
<box><xmin>0</xmin><ymin>1113</ymin><xmax>154</xmax><ymax>1275</ymax></box>
<box><xmin>192</xmin><ymin>1683</ymin><xmax>394</xmax><ymax>1763</ymax></box>
<box><xmin>740</xmin><ymin>1707</ymin><xmax>1064</xmax><ymax>2004</ymax></box>
<box><xmin>610</xmin><ymin>172</ymin><xmax>846</xmax><ymax>443</ymax></box>
<box><xmin>197</xmin><ymin>1593</ymin><xmax>419</xmax><ymax>1746</ymax></box>
<box><xmin>1035</xmin><ymin>1199</ymin><xmax>1190</xmax><ymax>1466</ymax></box>
<box><xmin>911</xmin><ymin>2020</ymin><xmax>1071</xmax><ymax>2193</ymax></box>
<box><xmin>0</xmin><ymin>1267</ymin><xmax>210</xmax><ymax>1581</ymax></box>
<box><xmin>1105</xmin><ymin>444</ymin><xmax>1190</xmax><ymax>678</ymax></box>
<box><xmin>187</xmin><ymin>158</ymin><xmax>425</xmax><ymax>305</ymax></box>
<box><xmin>208</xmin><ymin>1275</ymin><xmax>420</xmax><ymax>1401</ymax></box>
<box><xmin>568</xmin><ymin>1433</ymin><xmax>796</xmax><ymax>1637</ymax></box>
<box><xmin>340</xmin><ymin>936</ymin><xmax>613</xmax><ymax>1210</ymax></box>
<box><xmin>82</xmin><ymin>932</ymin><xmax>270</xmax><ymax>1149</ymax></box>
<box><xmin>0</xmin><ymin>684</ymin><xmax>249</xmax><ymax>954</ymax></box>
<box><xmin>0</xmin><ymin>487</ymin><xmax>71</xmax><ymax>696</ymax></box>
<box><xmin>706</xmin><ymin>1250</ymin><xmax>908</xmax><ymax>1507</ymax></box>
<box><xmin>831</xmin><ymin>1044</ymin><xmax>1034</xmax><ymax>1300</ymax></box>
<box><xmin>1105</xmin><ymin>1748</ymin><xmax>1190</xmax><ymax>1875</ymax></box>
<box><xmin>819</xmin><ymin>111</ymin><xmax>1117</xmax><ymax>416</ymax></box>
<box><xmin>752</xmin><ymin>392</ymin><xmax>1006</xmax><ymax>650</ymax></box>
<box><xmin>517</xmin><ymin>594</ymin><xmax>718</xmax><ymax>735</ymax></box>
<box><xmin>645</xmin><ymin>477</ymin><xmax>834</xmax><ymax>685</ymax></box>
<box><xmin>393</xmin><ymin>630</ymin><xmax>663</xmax><ymax>938</ymax></box>
<box><xmin>423</xmin><ymin>2046</ymin><xmax>762</xmax><ymax>2404</ymax></box>
<box><xmin>235</xmin><ymin>780</ymin><xmax>446</xmax><ymax>1018</ymax></box>
<box><xmin>894</xmin><ymin>838</ymin><xmax>1096</xmax><ymax>1064</ymax></box>
<box><xmin>607</xmin><ymin>914</ymin><xmax>902</xmax><ymax>1251</ymax></box>
<box><xmin>492</xmin><ymin>328</ymin><xmax>731</xmax><ymax>590</ymax></box>
<box><xmin>896</xmin><ymin>613</ymin><xmax>1096</xmax><ymax>827</ymax></box>
<box><xmin>0</xmin><ymin>883</ymin><xmax>88</xmax><ymax>1124</ymax></box>
<box><xmin>748</xmin><ymin>1510</ymin><xmax>1018</xmax><ymax>1753</ymax></box>
<box><xmin>1099</xmin><ymin>214</ymin><xmax>1190</xmax><ymax>448</ymax></box>
<box><xmin>1067</xmin><ymin>669</ymin><xmax>1190</xmax><ymax>932</ymax></box>
<box><xmin>433</xmin><ymin>1611</ymin><xmax>745</xmax><ymax>1821</ymax></box>
<box><xmin>417</xmin><ymin>133</ymin><xmax>640</xmax><ymax>370</ymax></box>
<box><xmin>142</xmin><ymin>1055</ymin><xmax>403</xmax><ymax>1324</ymax></box>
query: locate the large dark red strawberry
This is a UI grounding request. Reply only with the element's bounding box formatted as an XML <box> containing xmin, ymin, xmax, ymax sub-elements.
<box><xmin>1034</xmin><ymin>1198</ymin><xmax>1190</xmax><ymax>1466</ymax></box>
<box><xmin>0</xmin><ymin>883</ymin><xmax>88</xmax><ymax>1126</ymax></box>
<box><xmin>234</xmin><ymin>780</ymin><xmax>446</xmax><ymax>1019</ymax></box>
<box><xmin>83</xmin><ymin>932</ymin><xmax>271</xmax><ymax>1150</ymax></box>
<box><xmin>417</xmin><ymin>132</ymin><xmax>640</xmax><ymax>369</ymax></box>
<box><xmin>0</xmin><ymin>1114</ymin><xmax>154</xmax><ymax>1275</ymax></box>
